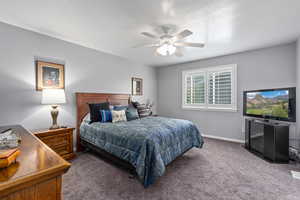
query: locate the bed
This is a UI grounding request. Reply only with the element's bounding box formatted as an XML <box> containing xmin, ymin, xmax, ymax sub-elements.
<box><xmin>76</xmin><ymin>93</ymin><xmax>204</xmax><ymax>187</ymax></box>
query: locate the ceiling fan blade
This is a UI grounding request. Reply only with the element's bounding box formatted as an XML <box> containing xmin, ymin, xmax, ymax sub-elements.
<box><xmin>175</xmin><ymin>29</ymin><xmax>193</xmax><ymax>40</ymax></box>
<box><xmin>174</xmin><ymin>42</ymin><xmax>205</xmax><ymax>48</ymax></box>
<box><xmin>175</xmin><ymin>48</ymin><xmax>184</xmax><ymax>57</ymax></box>
<box><xmin>141</xmin><ymin>32</ymin><xmax>158</xmax><ymax>39</ymax></box>
<box><xmin>133</xmin><ymin>43</ymin><xmax>160</xmax><ymax>48</ymax></box>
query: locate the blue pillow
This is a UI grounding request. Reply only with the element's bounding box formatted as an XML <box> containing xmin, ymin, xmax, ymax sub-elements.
<box><xmin>100</xmin><ymin>110</ymin><xmax>112</xmax><ymax>122</ymax></box>
<box><xmin>88</xmin><ymin>102</ymin><xmax>110</xmax><ymax>123</ymax></box>
<box><xmin>113</xmin><ymin>105</ymin><xmax>128</xmax><ymax>111</ymax></box>
<box><xmin>126</xmin><ymin>107</ymin><xmax>139</xmax><ymax>121</ymax></box>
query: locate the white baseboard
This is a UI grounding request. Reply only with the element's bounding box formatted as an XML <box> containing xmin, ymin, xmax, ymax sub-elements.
<box><xmin>202</xmin><ymin>134</ymin><xmax>245</xmax><ymax>143</ymax></box>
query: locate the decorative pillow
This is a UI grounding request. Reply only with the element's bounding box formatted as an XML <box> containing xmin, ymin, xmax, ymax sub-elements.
<box><xmin>83</xmin><ymin>113</ymin><xmax>91</xmax><ymax>123</ymax></box>
<box><xmin>126</xmin><ymin>107</ymin><xmax>139</xmax><ymax>121</ymax></box>
<box><xmin>113</xmin><ymin>105</ymin><xmax>128</xmax><ymax>111</ymax></box>
<box><xmin>131</xmin><ymin>101</ymin><xmax>140</xmax><ymax>108</ymax></box>
<box><xmin>136</xmin><ymin>104</ymin><xmax>152</xmax><ymax>118</ymax></box>
<box><xmin>112</xmin><ymin>110</ymin><xmax>127</xmax><ymax>123</ymax></box>
<box><xmin>100</xmin><ymin>110</ymin><xmax>112</xmax><ymax>122</ymax></box>
<box><xmin>88</xmin><ymin>102</ymin><xmax>110</xmax><ymax>123</ymax></box>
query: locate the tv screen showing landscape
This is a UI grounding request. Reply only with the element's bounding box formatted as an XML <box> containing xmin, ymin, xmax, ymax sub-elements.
<box><xmin>246</xmin><ymin>90</ymin><xmax>289</xmax><ymax>119</ymax></box>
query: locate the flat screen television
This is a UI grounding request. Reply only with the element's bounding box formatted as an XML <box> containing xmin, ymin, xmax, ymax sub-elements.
<box><xmin>243</xmin><ymin>87</ymin><xmax>296</xmax><ymax>122</ymax></box>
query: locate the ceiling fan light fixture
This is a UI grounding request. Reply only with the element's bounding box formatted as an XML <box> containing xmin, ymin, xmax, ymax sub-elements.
<box><xmin>156</xmin><ymin>43</ymin><xmax>176</xmax><ymax>56</ymax></box>
<box><xmin>138</xmin><ymin>26</ymin><xmax>204</xmax><ymax>57</ymax></box>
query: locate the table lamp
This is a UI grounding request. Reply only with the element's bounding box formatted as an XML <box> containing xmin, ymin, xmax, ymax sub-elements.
<box><xmin>41</xmin><ymin>89</ymin><xmax>66</xmax><ymax>130</ymax></box>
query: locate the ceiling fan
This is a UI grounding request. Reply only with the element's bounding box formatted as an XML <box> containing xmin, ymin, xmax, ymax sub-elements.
<box><xmin>134</xmin><ymin>25</ymin><xmax>205</xmax><ymax>57</ymax></box>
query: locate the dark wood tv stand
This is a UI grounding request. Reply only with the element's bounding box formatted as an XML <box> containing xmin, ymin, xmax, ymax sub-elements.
<box><xmin>245</xmin><ymin>118</ymin><xmax>289</xmax><ymax>163</ymax></box>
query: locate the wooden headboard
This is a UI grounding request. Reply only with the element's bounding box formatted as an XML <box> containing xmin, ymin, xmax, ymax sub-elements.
<box><xmin>76</xmin><ymin>92</ymin><xmax>131</xmax><ymax>151</ymax></box>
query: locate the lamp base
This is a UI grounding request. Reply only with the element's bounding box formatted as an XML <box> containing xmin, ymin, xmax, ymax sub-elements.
<box><xmin>49</xmin><ymin>125</ymin><xmax>60</xmax><ymax>130</ymax></box>
<box><xmin>49</xmin><ymin>105</ymin><xmax>60</xmax><ymax>130</ymax></box>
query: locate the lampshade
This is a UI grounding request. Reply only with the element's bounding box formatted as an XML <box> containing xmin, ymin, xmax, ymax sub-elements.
<box><xmin>42</xmin><ymin>89</ymin><xmax>66</xmax><ymax>105</ymax></box>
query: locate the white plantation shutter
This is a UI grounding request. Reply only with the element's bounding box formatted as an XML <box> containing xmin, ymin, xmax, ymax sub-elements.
<box><xmin>185</xmin><ymin>73</ymin><xmax>205</xmax><ymax>105</ymax></box>
<box><xmin>183</xmin><ymin>64</ymin><xmax>237</xmax><ymax>111</ymax></box>
<box><xmin>186</xmin><ymin>76</ymin><xmax>192</xmax><ymax>104</ymax></box>
<box><xmin>208</xmin><ymin>70</ymin><xmax>232</xmax><ymax>105</ymax></box>
<box><xmin>192</xmin><ymin>74</ymin><xmax>205</xmax><ymax>104</ymax></box>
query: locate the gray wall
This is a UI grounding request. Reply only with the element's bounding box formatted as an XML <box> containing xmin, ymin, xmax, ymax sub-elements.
<box><xmin>297</xmin><ymin>39</ymin><xmax>300</xmax><ymax>150</ymax></box>
<box><xmin>157</xmin><ymin>43</ymin><xmax>297</xmax><ymax>141</ymax></box>
<box><xmin>0</xmin><ymin>22</ymin><xmax>157</xmax><ymax>133</ymax></box>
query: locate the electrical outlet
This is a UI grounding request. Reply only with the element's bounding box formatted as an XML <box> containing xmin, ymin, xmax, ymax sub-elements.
<box><xmin>291</xmin><ymin>171</ymin><xmax>300</xmax><ymax>179</ymax></box>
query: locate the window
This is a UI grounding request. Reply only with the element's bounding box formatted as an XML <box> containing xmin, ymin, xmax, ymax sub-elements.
<box><xmin>182</xmin><ymin>64</ymin><xmax>237</xmax><ymax>111</ymax></box>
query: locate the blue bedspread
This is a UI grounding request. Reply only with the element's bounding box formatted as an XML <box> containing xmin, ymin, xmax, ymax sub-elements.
<box><xmin>80</xmin><ymin>116</ymin><xmax>203</xmax><ymax>187</ymax></box>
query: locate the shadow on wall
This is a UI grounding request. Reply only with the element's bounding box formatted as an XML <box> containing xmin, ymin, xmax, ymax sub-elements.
<box><xmin>0</xmin><ymin>71</ymin><xmax>74</xmax><ymax>130</ymax></box>
<box><xmin>0</xmin><ymin>72</ymin><xmax>38</xmax><ymax>126</ymax></box>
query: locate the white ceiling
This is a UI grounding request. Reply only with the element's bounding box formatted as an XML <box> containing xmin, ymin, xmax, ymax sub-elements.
<box><xmin>0</xmin><ymin>0</ymin><xmax>300</xmax><ymax>67</ymax></box>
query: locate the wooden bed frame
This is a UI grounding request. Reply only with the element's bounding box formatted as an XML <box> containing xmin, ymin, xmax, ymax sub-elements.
<box><xmin>76</xmin><ymin>92</ymin><xmax>131</xmax><ymax>151</ymax></box>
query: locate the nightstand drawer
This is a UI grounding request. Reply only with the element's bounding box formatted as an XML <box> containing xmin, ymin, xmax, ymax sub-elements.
<box><xmin>33</xmin><ymin>128</ymin><xmax>75</xmax><ymax>160</ymax></box>
<box><xmin>52</xmin><ymin>144</ymin><xmax>70</xmax><ymax>156</ymax></box>
<box><xmin>39</xmin><ymin>133</ymin><xmax>70</xmax><ymax>148</ymax></box>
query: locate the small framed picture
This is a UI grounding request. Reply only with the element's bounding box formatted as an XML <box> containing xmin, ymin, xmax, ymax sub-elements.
<box><xmin>36</xmin><ymin>61</ymin><xmax>65</xmax><ymax>91</ymax></box>
<box><xmin>132</xmin><ymin>77</ymin><xmax>143</xmax><ymax>96</ymax></box>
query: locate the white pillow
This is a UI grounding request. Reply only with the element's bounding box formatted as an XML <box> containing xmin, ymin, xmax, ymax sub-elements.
<box><xmin>83</xmin><ymin>113</ymin><xmax>91</xmax><ymax>123</ymax></box>
<box><xmin>112</xmin><ymin>110</ymin><xmax>127</xmax><ymax>123</ymax></box>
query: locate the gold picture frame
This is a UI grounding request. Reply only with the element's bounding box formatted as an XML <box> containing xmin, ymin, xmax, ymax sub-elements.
<box><xmin>36</xmin><ymin>61</ymin><xmax>65</xmax><ymax>91</ymax></box>
<box><xmin>132</xmin><ymin>77</ymin><xmax>143</xmax><ymax>96</ymax></box>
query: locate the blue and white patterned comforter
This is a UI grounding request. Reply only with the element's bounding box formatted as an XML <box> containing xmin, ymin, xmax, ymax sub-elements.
<box><xmin>80</xmin><ymin>116</ymin><xmax>203</xmax><ymax>187</ymax></box>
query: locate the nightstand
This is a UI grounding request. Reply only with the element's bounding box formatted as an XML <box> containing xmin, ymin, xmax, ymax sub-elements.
<box><xmin>33</xmin><ymin>127</ymin><xmax>75</xmax><ymax>160</ymax></box>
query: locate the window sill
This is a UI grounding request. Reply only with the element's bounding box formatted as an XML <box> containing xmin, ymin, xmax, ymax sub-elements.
<box><xmin>182</xmin><ymin>106</ymin><xmax>238</xmax><ymax>112</ymax></box>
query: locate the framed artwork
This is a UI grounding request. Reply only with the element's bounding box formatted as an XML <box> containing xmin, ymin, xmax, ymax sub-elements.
<box><xmin>36</xmin><ymin>61</ymin><xmax>65</xmax><ymax>91</ymax></box>
<box><xmin>132</xmin><ymin>77</ymin><xmax>143</xmax><ymax>96</ymax></box>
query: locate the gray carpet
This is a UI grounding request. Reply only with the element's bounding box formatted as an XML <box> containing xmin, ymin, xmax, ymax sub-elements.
<box><xmin>63</xmin><ymin>138</ymin><xmax>300</xmax><ymax>200</ymax></box>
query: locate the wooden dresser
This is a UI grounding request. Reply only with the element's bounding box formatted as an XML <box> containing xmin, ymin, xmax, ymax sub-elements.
<box><xmin>33</xmin><ymin>128</ymin><xmax>75</xmax><ymax>160</ymax></box>
<box><xmin>0</xmin><ymin>125</ymin><xmax>70</xmax><ymax>200</ymax></box>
